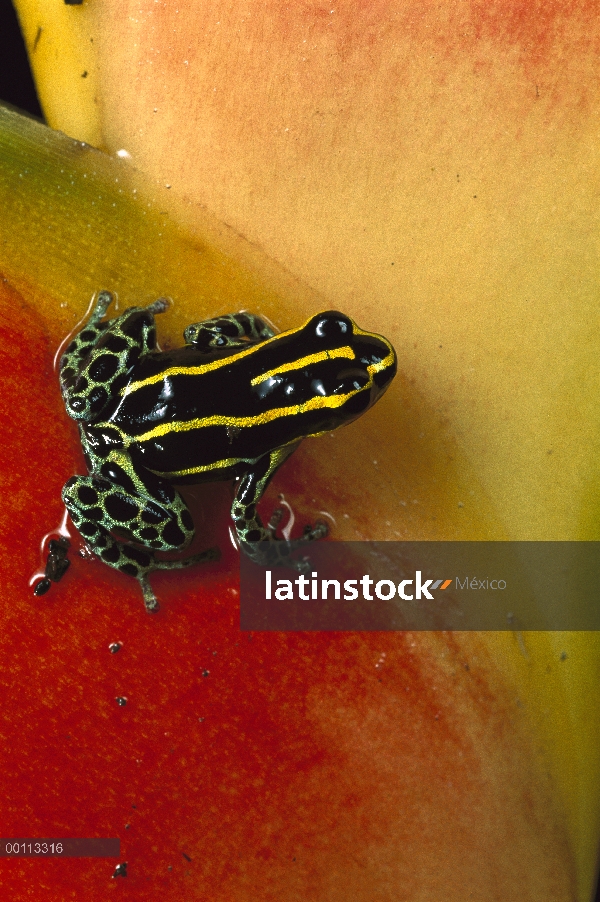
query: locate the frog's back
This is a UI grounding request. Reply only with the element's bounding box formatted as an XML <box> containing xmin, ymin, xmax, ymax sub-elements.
<box><xmin>106</xmin><ymin>311</ymin><xmax>395</xmax><ymax>482</ymax></box>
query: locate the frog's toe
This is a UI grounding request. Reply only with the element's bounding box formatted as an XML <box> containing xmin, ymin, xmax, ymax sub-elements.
<box><xmin>139</xmin><ymin>577</ymin><xmax>160</xmax><ymax>613</ymax></box>
<box><xmin>302</xmin><ymin>520</ymin><xmax>329</xmax><ymax>542</ymax></box>
<box><xmin>266</xmin><ymin>507</ymin><xmax>285</xmax><ymax>536</ymax></box>
<box><xmin>94</xmin><ymin>290</ymin><xmax>115</xmax><ymax>318</ymax></box>
<box><xmin>146</xmin><ymin>297</ymin><xmax>170</xmax><ymax>316</ymax></box>
<box><xmin>291</xmin><ymin>555</ymin><xmax>311</xmax><ymax>574</ymax></box>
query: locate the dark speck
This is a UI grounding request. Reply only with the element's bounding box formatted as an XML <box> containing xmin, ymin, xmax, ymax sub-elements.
<box><xmin>182</xmin><ymin>852</ymin><xmax>192</xmax><ymax>862</ymax></box>
<box><xmin>109</xmin><ymin>642</ymin><xmax>122</xmax><ymax>654</ymax></box>
<box><xmin>112</xmin><ymin>862</ymin><xmax>127</xmax><ymax>878</ymax></box>
<box><xmin>116</xmin><ymin>696</ymin><xmax>127</xmax><ymax>706</ymax></box>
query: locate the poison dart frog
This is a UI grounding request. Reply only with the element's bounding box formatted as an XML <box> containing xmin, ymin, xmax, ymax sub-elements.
<box><xmin>58</xmin><ymin>291</ymin><xmax>397</xmax><ymax>611</ymax></box>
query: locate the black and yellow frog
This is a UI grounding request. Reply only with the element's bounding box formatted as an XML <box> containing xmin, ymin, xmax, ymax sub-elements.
<box><xmin>58</xmin><ymin>290</ymin><xmax>396</xmax><ymax>611</ymax></box>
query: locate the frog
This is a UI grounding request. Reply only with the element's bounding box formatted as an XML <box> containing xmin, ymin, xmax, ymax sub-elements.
<box><xmin>58</xmin><ymin>290</ymin><xmax>397</xmax><ymax>612</ymax></box>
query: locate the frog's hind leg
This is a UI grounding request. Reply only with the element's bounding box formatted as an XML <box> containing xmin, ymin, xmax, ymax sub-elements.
<box><xmin>184</xmin><ymin>312</ymin><xmax>276</xmax><ymax>351</ymax></box>
<box><xmin>59</xmin><ymin>291</ymin><xmax>115</xmax><ymax>395</ymax></box>
<box><xmin>62</xmin><ymin>460</ymin><xmax>219</xmax><ymax>611</ymax></box>
<box><xmin>64</xmin><ymin>516</ymin><xmax>217</xmax><ymax>613</ymax></box>
<box><xmin>60</xmin><ymin>293</ymin><xmax>169</xmax><ymax>422</ymax></box>
<box><xmin>231</xmin><ymin>445</ymin><xmax>328</xmax><ymax>570</ymax></box>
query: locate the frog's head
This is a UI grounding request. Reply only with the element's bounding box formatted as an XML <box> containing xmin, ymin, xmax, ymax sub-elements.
<box><xmin>307</xmin><ymin>311</ymin><xmax>396</xmax><ymax>407</ymax></box>
<box><xmin>259</xmin><ymin>311</ymin><xmax>397</xmax><ymax>433</ymax></box>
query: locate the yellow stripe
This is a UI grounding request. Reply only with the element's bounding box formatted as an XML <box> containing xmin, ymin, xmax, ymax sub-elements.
<box><xmin>370</xmin><ymin>347</ymin><xmax>396</xmax><ymax>374</ymax></box>
<box><xmin>154</xmin><ymin>456</ymin><xmax>244</xmax><ymax>479</ymax></box>
<box><xmin>122</xmin><ymin>314</ymin><xmax>395</xmax><ymax>397</ymax></box>
<box><xmin>137</xmin><ymin>389</ymin><xmax>359</xmax><ymax>444</ymax></box>
<box><xmin>134</xmin><ymin>346</ymin><xmax>395</xmax><ymax>446</ymax></box>
<box><xmin>123</xmin><ymin>341</ymin><xmax>264</xmax><ymax>396</ymax></box>
<box><xmin>250</xmin><ymin>346</ymin><xmax>355</xmax><ymax>386</ymax></box>
<box><xmin>156</xmin><ymin>439</ymin><xmax>301</xmax><ymax>480</ymax></box>
<box><xmin>122</xmin><ymin>320</ymin><xmax>306</xmax><ymax>396</ymax></box>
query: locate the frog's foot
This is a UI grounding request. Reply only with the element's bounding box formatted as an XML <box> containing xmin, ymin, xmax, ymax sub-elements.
<box><xmin>66</xmin><ymin>517</ymin><xmax>218</xmax><ymax>613</ymax></box>
<box><xmin>236</xmin><ymin>501</ymin><xmax>329</xmax><ymax>571</ymax></box>
<box><xmin>90</xmin><ymin>290</ymin><xmax>169</xmax><ymax>323</ymax></box>
<box><xmin>266</xmin><ymin>505</ymin><xmax>328</xmax><ymax>543</ymax></box>
<box><xmin>62</xmin><ymin>468</ymin><xmax>218</xmax><ymax>611</ymax></box>
<box><xmin>139</xmin><ymin>546</ymin><xmax>221</xmax><ymax>611</ymax></box>
<box><xmin>302</xmin><ymin>521</ymin><xmax>329</xmax><ymax>542</ymax></box>
<box><xmin>184</xmin><ymin>312</ymin><xmax>276</xmax><ymax>351</ymax></box>
<box><xmin>33</xmin><ymin>537</ymin><xmax>72</xmax><ymax>597</ymax></box>
<box><xmin>240</xmin><ymin>521</ymin><xmax>328</xmax><ymax>571</ymax></box>
<box><xmin>90</xmin><ymin>289</ymin><xmax>115</xmax><ymax>322</ymax></box>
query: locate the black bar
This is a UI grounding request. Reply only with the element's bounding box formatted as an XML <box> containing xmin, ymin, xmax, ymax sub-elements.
<box><xmin>240</xmin><ymin>541</ymin><xmax>600</xmax><ymax>630</ymax></box>
<box><xmin>0</xmin><ymin>839</ymin><xmax>120</xmax><ymax>857</ymax></box>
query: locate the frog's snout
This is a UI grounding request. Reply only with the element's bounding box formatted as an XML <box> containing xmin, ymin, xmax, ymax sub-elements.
<box><xmin>360</xmin><ymin>332</ymin><xmax>397</xmax><ymax>392</ymax></box>
<box><xmin>350</xmin><ymin>326</ymin><xmax>397</xmax><ymax>400</ymax></box>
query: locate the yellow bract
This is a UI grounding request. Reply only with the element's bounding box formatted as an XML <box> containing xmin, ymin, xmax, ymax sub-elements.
<box><xmin>13</xmin><ymin>0</ymin><xmax>100</xmax><ymax>146</ymax></box>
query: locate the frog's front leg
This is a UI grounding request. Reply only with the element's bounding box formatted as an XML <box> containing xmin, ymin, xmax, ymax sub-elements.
<box><xmin>184</xmin><ymin>312</ymin><xmax>276</xmax><ymax>351</ymax></box>
<box><xmin>62</xmin><ymin>453</ymin><xmax>218</xmax><ymax>612</ymax></box>
<box><xmin>232</xmin><ymin>445</ymin><xmax>328</xmax><ymax>570</ymax></box>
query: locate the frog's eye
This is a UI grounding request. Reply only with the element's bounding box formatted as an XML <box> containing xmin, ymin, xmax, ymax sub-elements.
<box><xmin>313</xmin><ymin>312</ymin><xmax>352</xmax><ymax>340</ymax></box>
